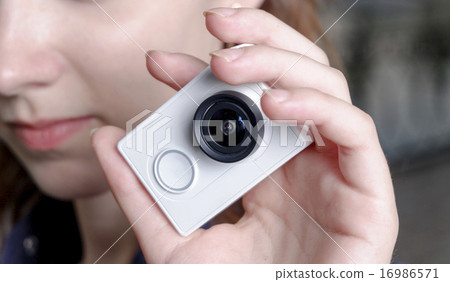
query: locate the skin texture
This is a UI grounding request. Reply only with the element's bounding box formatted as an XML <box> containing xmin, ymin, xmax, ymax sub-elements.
<box><xmin>93</xmin><ymin>8</ymin><xmax>399</xmax><ymax>263</ymax></box>
<box><xmin>0</xmin><ymin>0</ymin><xmax>233</xmax><ymax>263</ymax></box>
<box><xmin>0</xmin><ymin>0</ymin><xmax>224</xmax><ymax>199</ymax></box>
<box><xmin>0</xmin><ymin>1</ymin><xmax>398</xmax><ymax>263</ymax></box>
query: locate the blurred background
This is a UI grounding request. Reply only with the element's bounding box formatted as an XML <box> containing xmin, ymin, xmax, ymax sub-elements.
<box><xmin>319</xmin><ymin>0</ymin><xmax>450</xmax><ymax>263</ymax></box>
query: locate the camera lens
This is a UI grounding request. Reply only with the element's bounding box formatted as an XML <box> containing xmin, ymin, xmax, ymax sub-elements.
<box><xmin>210</xmin><ymin>109</ymin><xmax>245</xmax><ymax>146</ymax></box>
<box><xmin>222</xmin><ymin>120</ymin><xmax>236</xmax><ymax>136</ymax></box>
<box><xmin>193</xmin><ymin>91</ymin><xmax>264</xmax><ymax>163</ymax></box>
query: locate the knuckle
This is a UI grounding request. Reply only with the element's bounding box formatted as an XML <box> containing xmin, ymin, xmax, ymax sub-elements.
<box><xmin>332</xmin><ymin>68</ymin><xmax>346</xmax><ymax>82</ymax></box>
<box><xmin>331</xmin><ymin>68</ymin><xmax>347</xmax><ymax>86</ymax></box>
<box><xmin>348</xmin><ymin>110</ymin><xmax>378</xmax><ymax>148</ymax></box>
<box><xmin>360</xmin><ymin>111</ymin><xmax>377</xmax><ymax>136</ymax></box>
<box><xmin>314</xmin><ymin>48</ymin><xmax>330</xmax><ymax>65</ymax></box>
<box><xmin>331</xmin><ymin>68</ymin><xmax>350</xmax><ymax>95</ymax></box>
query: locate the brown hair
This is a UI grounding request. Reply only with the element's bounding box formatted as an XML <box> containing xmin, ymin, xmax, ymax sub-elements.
<box><xmin>263</xmin><ymin>0</ymin><xmax>323</xmax><ymax>40</ymax></box>
<box><xmin>0</xmin><ymin>0</ymin><xmax>335</xmax><ymax>250</ymax></box>
<box><xmin>0</xmin><ymin>144</ymin><xmax>37</xmax><ymax>246</ymax></box>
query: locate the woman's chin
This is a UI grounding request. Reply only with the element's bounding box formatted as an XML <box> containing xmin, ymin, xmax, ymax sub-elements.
<box><xmin>38</xmin><ymin>180</ymin><xmax>110</xmax><ymax>201</ymax></box>
<box><xmin>28</xmin><ymin>159</ymin><xmax>110</xmax><ymax>201</ymax></box>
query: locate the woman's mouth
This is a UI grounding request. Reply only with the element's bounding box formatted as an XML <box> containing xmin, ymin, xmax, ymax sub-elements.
<box><xmin>9</xmin><ymin>117</ymin><xmax>93</xmax><ymax>151</ymax></box>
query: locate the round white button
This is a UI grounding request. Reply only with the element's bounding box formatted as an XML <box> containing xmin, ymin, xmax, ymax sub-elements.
<box><xmin>154</xmin><ymin>150</ymin><xmax>195</xmax><ymax>192</ymax></box>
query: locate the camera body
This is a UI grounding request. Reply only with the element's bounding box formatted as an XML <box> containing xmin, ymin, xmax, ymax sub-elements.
<box><xmin>118</xmin><ymin>67</ymin><xmax>312</xmax><ymax>236</ymax></box>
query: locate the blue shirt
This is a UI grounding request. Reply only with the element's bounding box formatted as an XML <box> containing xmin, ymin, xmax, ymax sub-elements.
<box><xmin>1</xmin><ymin>196</ymin><xmax>145</xmax><ymax>263</ymax></box>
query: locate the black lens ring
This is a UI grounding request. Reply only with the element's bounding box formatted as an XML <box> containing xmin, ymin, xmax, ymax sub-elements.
<box><xmin>202</xmin><ymin>102</ymin><xmax>250</xmax><ymax>154</ymax></box>
<box><xmin>193</xmin><ymin>91</ymin><xmax>264</xmax><ymax>163</ymax></box>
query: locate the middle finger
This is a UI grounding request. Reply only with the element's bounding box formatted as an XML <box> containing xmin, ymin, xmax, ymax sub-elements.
<box><xmin>210</xmin><ymin>45</ymin><xmax>351</xmax><ymax>102</ymax></box>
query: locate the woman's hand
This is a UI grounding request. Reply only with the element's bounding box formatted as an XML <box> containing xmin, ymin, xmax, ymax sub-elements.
<box><xmin>92</xmin><ymin>8</ymin><xmax>398</xmax><ymax>263</ymax></box>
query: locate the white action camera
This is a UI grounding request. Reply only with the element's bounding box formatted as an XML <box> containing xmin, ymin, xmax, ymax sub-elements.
<box><xmin>118</xmin><ymin>64</ymin><xmax>312</xmax><ymax>236</ymax></box>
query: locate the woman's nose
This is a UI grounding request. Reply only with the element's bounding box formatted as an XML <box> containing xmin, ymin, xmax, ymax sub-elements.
<box><xmin>0</xmin><ymin>1</ymin><xmax>65</xmax><ymax>97</ymax></box>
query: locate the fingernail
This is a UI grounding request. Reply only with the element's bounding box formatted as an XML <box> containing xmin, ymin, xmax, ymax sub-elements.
<box><xmin>90</xmin><ymin>127</ymin><xmax>99</xmax><ymax>138</ymax></box>
<box><xmin>203</xmin><ymin>8</ymin><xmax>238</xmax><ymax>17</ymax></box>
<box><xmin>210</xmin><ymin>47</ymin><xmax>244</xmax><ymax>63</ymax></box>
<box><xmin>265</xmin><ymin>89</ymin><xmax>291</xmax><ymax>103</ymax></box>
<box><xmin>146</xmin><ymin>50</ymin><xmax>170</xmax><ymax>59</ymax></box>
<box><xmin>147</xmin><ymin>50</ymin><xmax>171</xmax><ymax>55</ymax></box>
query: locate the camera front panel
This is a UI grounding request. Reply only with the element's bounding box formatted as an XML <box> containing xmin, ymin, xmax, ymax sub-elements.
<box><xmin>118</xmin><ymin>67</ymin><xmax>312</xmax><ymax>236</ymax></box>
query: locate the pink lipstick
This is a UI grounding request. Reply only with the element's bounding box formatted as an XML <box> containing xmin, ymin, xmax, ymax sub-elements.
<box><xmin>10</xmin><ymin>117</ymin><xmax>92</xmax><ymax>151</ymax></box>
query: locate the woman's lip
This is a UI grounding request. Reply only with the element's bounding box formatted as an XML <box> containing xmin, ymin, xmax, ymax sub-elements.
<box><xmin>9</xmin><ymin>117</ymin><xmax>93</xmax><ymax>151</ymax></box>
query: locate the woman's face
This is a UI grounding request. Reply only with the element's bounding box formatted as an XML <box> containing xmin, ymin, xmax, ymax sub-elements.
<box><xmin>0</xmin><ymin>0</ymin><xmax>231</xmax><ymax>199</ymax></box>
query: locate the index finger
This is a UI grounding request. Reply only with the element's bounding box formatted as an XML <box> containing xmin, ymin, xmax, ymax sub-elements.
<box><xmin>204</xmin><ymin>7</ymin><xmax>330</xmax><ymax>66</ymax></box>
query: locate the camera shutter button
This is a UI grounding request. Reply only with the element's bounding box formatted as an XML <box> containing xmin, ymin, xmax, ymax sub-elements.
<box><xmin>154</xmin><ymin>150</ymin><xmax>195</xmax><ymax>192</ymax></box>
